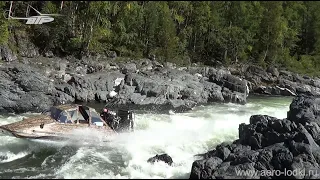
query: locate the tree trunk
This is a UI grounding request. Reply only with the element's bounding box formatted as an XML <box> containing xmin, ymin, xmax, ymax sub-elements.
<box><xmin>86</xmin><ymin>21</ymin><xmax>94</xmax><ymax>52</ymax></box>
<box><xmin>262</xmin><ymin>46</ymin><xmax>269</xmax><ymax>63</ymax></box>
<box><xmin>224</xmin><ymin>49</ymin><xmax>228</xmax><ymax>62</ymax></box>
<box><xmin>193</xmin><ymin>33</ymin><xmax>196</xmax><ymax>52</ymax></box>
<box><xmin>71</xmin><ymin>2</ymin><xmax>78</xmax><ymax>37</ymax></box>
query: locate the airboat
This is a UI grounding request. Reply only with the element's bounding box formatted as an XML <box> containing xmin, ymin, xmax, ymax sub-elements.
<box><xmin>0</xmin><ymin>104</ymin><xmax>134</xmax><ymax>141</ymax></box>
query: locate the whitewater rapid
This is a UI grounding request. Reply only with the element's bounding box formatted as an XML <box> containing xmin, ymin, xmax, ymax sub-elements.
<box><xmin>0</xmin><ymin>96</ymin><xmax>293</xmax><ymax>179</ymax></box>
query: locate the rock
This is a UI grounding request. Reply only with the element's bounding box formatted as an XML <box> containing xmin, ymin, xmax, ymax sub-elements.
<box><xmin>109</xmin><ymin>90</ymin><xmax>117</xmax><ymax>98</ymax></box>
<box><xmin>44</xmin><ymin>51</ymin><xmax>54</xmax><ymax>58</ymax></box>
<box><xmin>246</xmin><ymin>65</ymin><xmax>273</xmax><ymax>84</ymax></box>
<box><xmin>190</xmin><ymin>157</ymin><xmax>223</xmax><ymax>179</ymax></box>
<box><xmin>190</xmin><ymin>95</ymin><xmax>320</xmax><ymax>179</ymax></box>
<box><xmin>121</xmin><ymin>63</ymin><xmax>137</xmax><ymax>74</ymax></box>
<box><xmin>86</xmin><ymin>61</ymin><xmax>104</xmax><ymax>74</ymax></box>
<box><xmin>147</xmin><ymin>154</ymin><xmax>173</xmax><ymax>166</ymax></box>
<box><xmin>152</xmin><ymin>60</ymin><xmax>164</xmax><ymax>68</ymax></box>
<box><xmin>164</xmin><ymin>62</ymin><xmax>176</xmax><ymax>69</ymax></box>
<box><xmin>267</xmin><ymin>66</ymin><xmax>280</xmax><ymax>77</ymax></box>
<box><xmin>63</xmin><ymin>74</ymin><xmax>72</xmax><ymax>82</ymax></box>
<box><xmin>0</xmin><ymin>45</ymin><xmax>17</xmax><ymax>62</ymax></box>
<box><xmin>209</xmin><ymin>70</ymin><xmax>247</xmax><ymax>94</ymax></box>
<box><xmin>0</xmin><ymin>59</ymin><xmax>249</xmax><ymax>114</ymax></box>
<box><xmin>287</xmin><ymin>95</ymin><xmax>320</xmax><ymax>126</ymax></box>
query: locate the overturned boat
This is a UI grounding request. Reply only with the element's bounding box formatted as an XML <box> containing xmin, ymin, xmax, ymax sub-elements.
<box><xmin>0</xmin><ymin>104</ymin><xmax>134</xmax><ymax>140</ymax></box>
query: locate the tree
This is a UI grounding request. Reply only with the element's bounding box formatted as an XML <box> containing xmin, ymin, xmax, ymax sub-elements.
<box><xmin>252</xmin><ymin>1</ymin><xmax>285</xmax><ymax>66</ymax></box>
<box><xmin>0</xmin><ymin>1</ymin><xmax>9</xmax><ymax>45</ymax></box>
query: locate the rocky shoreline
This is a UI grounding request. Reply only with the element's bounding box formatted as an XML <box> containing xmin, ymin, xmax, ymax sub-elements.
<box><xmin>0</xmin><ymin>56</ymin><xmax>248</xmax><ymax>114</ymax></box>
<box><xmin>1</xmin><ymin>55</ymin><xmax>320</xmax><ymax>114</ymax></box>
<box><xmin>190</xmin><ymin>95</ymin><xmax>320</xmax><ymax>179</ymax></box>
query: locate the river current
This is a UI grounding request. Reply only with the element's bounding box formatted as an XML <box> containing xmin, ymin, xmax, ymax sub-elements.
<box><xmin>0</xmin><ymin>96</ymin><xmax>293</xmax><ymax>179</ymax></box>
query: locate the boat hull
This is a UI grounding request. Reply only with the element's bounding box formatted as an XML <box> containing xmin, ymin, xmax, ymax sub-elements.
<box><xmin>0</xmin><ymin>115</ymin><xmax>116</xmax><ymax>141</ymax></box>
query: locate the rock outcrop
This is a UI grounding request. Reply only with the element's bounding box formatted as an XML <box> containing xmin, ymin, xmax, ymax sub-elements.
<box><xmin>0</xmin><ymin>57</ymin><xmax>248</xmax><ymax>113</ymax></box>
<box><xmin>190</xmin><ymin>95</ymin><xmax>320</xmax><ymax>179</ymax></box>
<box><xmin>231</xmin><ymin>64</ymin><xmax>320</xmax><ymax>97</ymax></box>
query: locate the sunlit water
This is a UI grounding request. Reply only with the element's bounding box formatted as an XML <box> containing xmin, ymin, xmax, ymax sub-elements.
<box><xmin>0</xmin><ymin>96</ymin><xmax>293</xmax><ymax>179</ymax></box>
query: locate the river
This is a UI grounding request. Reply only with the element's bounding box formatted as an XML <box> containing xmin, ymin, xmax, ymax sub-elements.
<box><xmin>0</xmin><ymin>95</ymin><xmax>293</xmax><ymax>179</ymax></box>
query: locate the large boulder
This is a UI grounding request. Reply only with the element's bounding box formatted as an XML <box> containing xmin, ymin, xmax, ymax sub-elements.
<box><xmin>287</xmin><ymin>95</ymin><xmax>320</xmax><ymax>126</ymax></box>
<box><xmin>190</xmin><ymin>95</ymin><xmax>320</xmax><ymax>179</ymax></box>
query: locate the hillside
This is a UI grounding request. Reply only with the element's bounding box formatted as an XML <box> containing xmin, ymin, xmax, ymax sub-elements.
<box><xmin>1</xmin><ymin>1</ymin><xmax>320</xmax><ymax>76</ymax></box>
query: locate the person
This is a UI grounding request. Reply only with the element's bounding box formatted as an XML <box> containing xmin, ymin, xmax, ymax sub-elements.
<box><xmin>100</xmin><ymin>105</ymin><xmax>135</xmax><ymax>132</ymax></box>
<box><xmin>100</xmin><ymin>107</ymin><xmax>120</xmax><ymax>130</ymax></box>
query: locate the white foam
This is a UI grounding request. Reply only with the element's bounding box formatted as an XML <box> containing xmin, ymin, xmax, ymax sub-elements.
<box><xmin>0</xmin><ymin>151</ymin><xmax>30</xmax><ymax>163</ymax></box>
<box><xmin>0</xmin><ymin>97</ymin><xmax>292</xmax><ymax>179</ymax></box>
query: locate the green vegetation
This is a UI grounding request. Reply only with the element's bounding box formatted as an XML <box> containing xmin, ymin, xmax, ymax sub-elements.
<box><xmin>1</xmin><ymin>1</ymin><xmax>320</xmax><ymax>76</ymax></box>
<box><xmin>0</xmin><ymin>2</ymin><xmax>9</xmax><ymax>45</ymax></box>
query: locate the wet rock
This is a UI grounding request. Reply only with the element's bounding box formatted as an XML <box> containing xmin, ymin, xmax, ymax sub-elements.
<box><xmin>190</xmin><ymin>157</ymin><xmax>223</xmax><ymax>179</ymax></box>
<box><xmin>190</xmin><ymin>95</ymin><xmax>320</xmax><ymax>179</ymax></box>
<box><xmin>147</xmin><ymin>154</ymin><xmax>173</xmax><ymax>166</ymax></box>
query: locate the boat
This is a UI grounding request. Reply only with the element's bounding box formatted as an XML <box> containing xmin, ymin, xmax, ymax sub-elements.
<box><xmin>0</xmin><ymin>104</ymin><xmax>134</xmax><ymax>141</ymax></box>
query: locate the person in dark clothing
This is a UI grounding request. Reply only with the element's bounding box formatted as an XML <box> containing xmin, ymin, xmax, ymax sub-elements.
<box><xmin>100</xmin><ymin>104</ymin><xmax>135</xmax><ymax>132</ymax></box>
<box><xmin>100</xmin><ymin>108</ymin><xmax>120</xmax><ymax>131</ymax></box>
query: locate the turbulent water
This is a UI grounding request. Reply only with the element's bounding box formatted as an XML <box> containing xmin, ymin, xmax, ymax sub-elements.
<box><xmin>0</xmin><ymin>96</ymin><xmax>293</xmax><ymax>179</ymax></box>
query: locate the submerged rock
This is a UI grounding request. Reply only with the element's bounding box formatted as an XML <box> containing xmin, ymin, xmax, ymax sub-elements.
<box><xmin>147</xmin><ymin>154</ymin><xmax>173</xmax><ymax>166</ymax></box>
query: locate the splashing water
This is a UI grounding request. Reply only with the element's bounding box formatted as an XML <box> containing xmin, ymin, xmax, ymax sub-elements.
<box><xmin>0</xmin><ymin>96</ymin><xmax>293</xmax><ymax>179</ymax></box>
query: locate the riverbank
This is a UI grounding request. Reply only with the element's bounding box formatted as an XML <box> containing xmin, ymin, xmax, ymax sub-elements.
<box><xmin>0</xmin><ymin>55</ymin><xmax>319</xmax><ymax>114</ymax></box>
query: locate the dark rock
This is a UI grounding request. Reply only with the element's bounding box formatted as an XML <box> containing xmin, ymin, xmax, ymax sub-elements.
<box><xmin>190</xmin><ymin>157</ymin><xmax>223</xmax><ymax>179</ymax></box>
<box><xmin>147</xmin><ymin>154</ymin><xmax>173</xmax><ymax>166</ymax></box>
<box><xmin>209</xmin><ymin>69</ymin><xmax>248</xmax><ymax>94</ymax></box>
<box><xmin>190</xmin><ymin>95</ymin><xmax>320</xmax><ymax>179</ymax></box>
<box><xmin>215</xmin><ymin>144</ymin><xmax>231</xmax><ymax>161</ymax></box>
<box><xmin>267</xmin><ymin>66</ymin><xmax>279</xmax><ymax>77</ymax></box>
<box><xmin>287</xmin><ymin>95</ymin><xmax>320</xmax><ymax>127</ymax></box>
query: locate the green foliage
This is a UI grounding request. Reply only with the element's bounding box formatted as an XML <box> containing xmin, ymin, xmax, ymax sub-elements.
<box><xmin>0</xmin><ymin>2</ymin><xmax>9</xmax><ymax>45</ymax></box>
<box><xmin>1</xmin><ymin>1</ymin><xmax>320</xmax><ymax>76</ymax></box>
